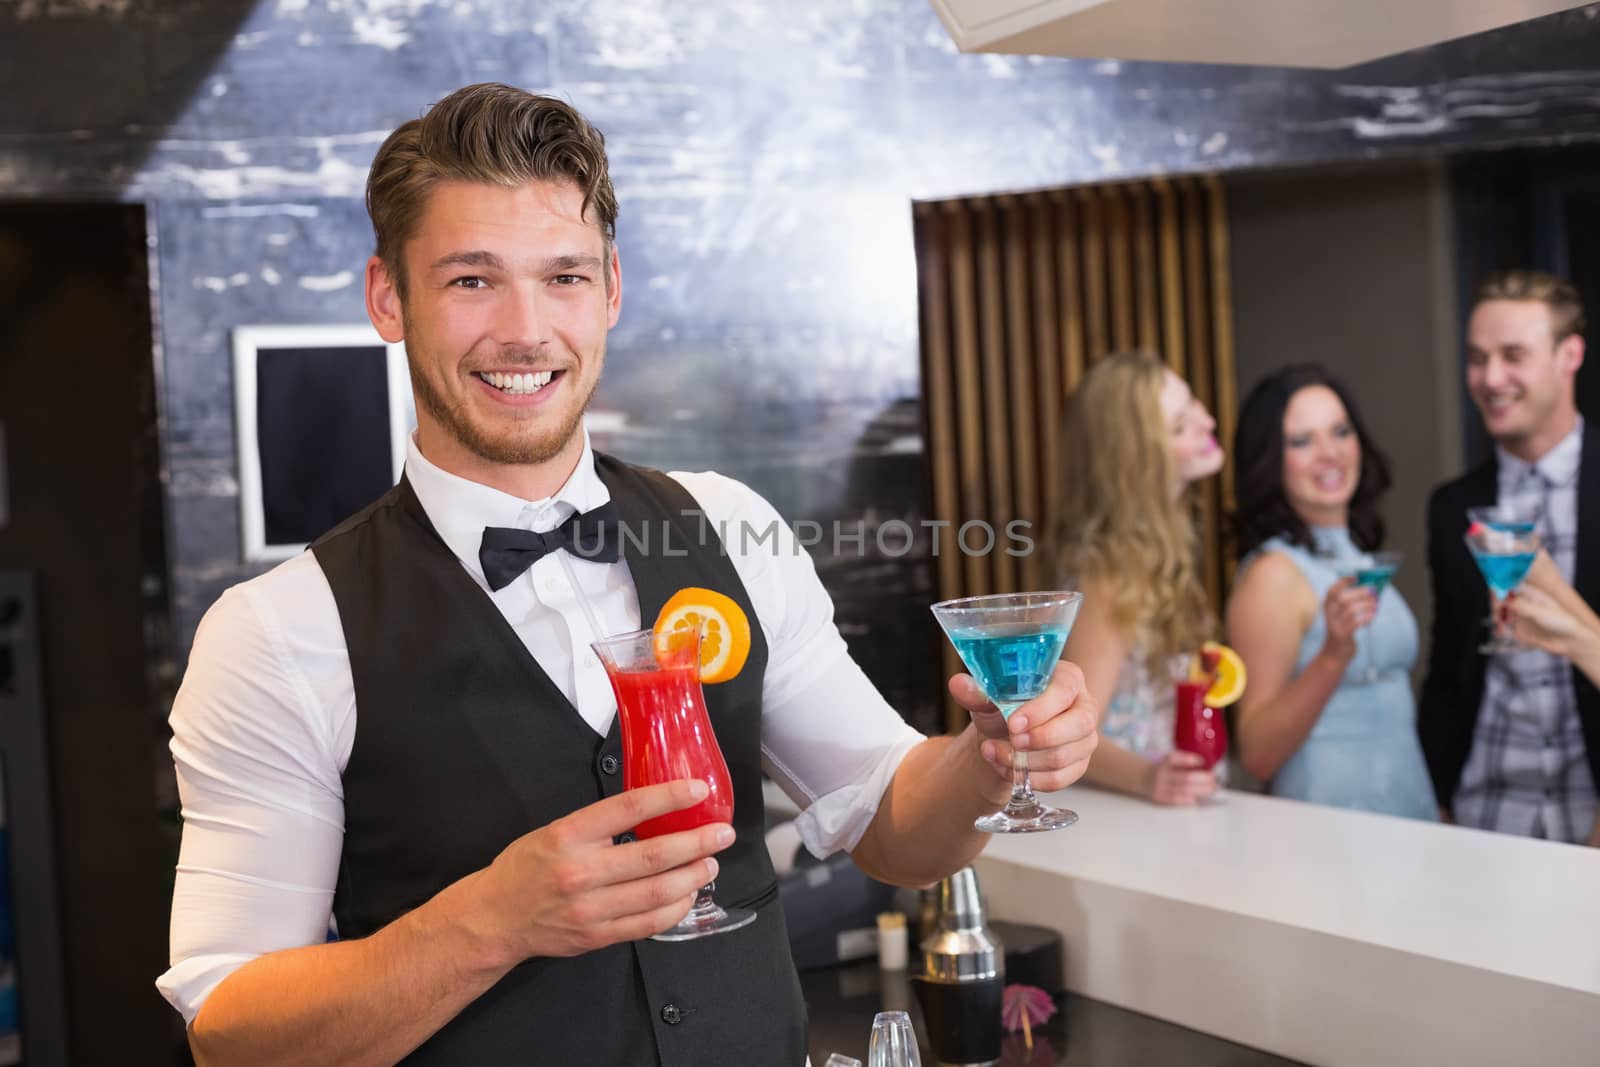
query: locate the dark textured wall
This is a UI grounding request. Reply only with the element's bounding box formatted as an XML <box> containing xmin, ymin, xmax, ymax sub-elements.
<box><xmin>9</xmin><ymin>1</ymin><xmax>1600</xmax><ymax>727</ymax></box>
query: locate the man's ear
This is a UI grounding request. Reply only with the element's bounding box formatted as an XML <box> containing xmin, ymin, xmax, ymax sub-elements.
<box><xmin>1559</xmin><ymin>332</ymin><xmax>1585</xmax><ymax>379</ymax></box>
<box><xmin>366</xmin><ymin>255</ymin><xmax>405</xmax><ymax>343</ymax></box>
<box><xmin>605</xmin><ymin>243</ymin><xmax>622</xmax><ymax>329</ymax></box>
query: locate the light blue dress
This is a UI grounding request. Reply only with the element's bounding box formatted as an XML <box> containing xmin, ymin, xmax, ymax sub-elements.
<box><xmin>1246</xmin><ymin>528</ymin><xmax>1437</xmax><ymax>821</ymax></box>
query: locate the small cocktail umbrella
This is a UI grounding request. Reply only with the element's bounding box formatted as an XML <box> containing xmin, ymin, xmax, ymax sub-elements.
<box><xmin>1001</xmin><ymin>984</ymin><xmax>1057</xmax><ymax>1050</ymax></box>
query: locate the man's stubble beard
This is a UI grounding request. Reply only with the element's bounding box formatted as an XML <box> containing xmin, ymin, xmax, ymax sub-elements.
<box><xmin>1485</xmin><ymin>390</ymin><xmax>1556</xmax><ymax>451</ymax></box>
<box><xmin>406</xmin><ymin>333</ymin><xmax>600</xmax><ymax>466</ymax></box>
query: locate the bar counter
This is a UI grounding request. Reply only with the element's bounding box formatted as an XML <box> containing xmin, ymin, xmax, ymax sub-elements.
<box><xmin>975</xmin><ymin>786</ymin><xmax>1600</xmax><ymax>1067</ymax></box>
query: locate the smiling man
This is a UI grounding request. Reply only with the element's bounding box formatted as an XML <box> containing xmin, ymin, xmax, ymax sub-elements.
<box><xmin>156</xmin><ymin>84</ymin><xmax>1099</xmax><ymax>1066</ymax></box>
<box><xmin>1421</xmin><ymin>269</ymin><xmax>1600</xmax><ymax>846</ymax></box>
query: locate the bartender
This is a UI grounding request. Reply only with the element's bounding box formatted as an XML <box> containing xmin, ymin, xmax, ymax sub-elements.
<box><xmin>156</xmin><ymin>82</ymin><xmax>1100</xmax><ymax>1066</ymax></box>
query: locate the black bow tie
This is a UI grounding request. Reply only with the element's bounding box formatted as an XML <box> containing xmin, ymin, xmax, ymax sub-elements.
<box><xmin>478</xmin><ymin>501</ymin><xmax>622</xmax><ymax>591</ymax></box>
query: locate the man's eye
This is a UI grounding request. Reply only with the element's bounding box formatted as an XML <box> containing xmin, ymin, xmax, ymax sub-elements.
<box><xmin>553</xmin><ymin>274</ymin><xmax>586</xmax><ymax>285</ymax></box>
<box><xmin>449</xmin><ymin>276</ymin><xmax>487</xmax><ymax>289</ymax></box>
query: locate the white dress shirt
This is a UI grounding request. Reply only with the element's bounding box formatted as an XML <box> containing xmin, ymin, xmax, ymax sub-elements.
<box><xmin>156</xmin><ymin>431</ymin><xmax>923</xmax><ymax>1023</ymax></box>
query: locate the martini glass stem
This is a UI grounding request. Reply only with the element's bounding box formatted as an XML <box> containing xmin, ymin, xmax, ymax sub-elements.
<box><xmin>1488</xmin><ymin>589</ymin><xmax>1517</xmax><ymax>649</ymax></box>
<box><xmin>999</xmin><ymin>701</ymin><xmax>1039</xmax><ymax>815</ymax></box>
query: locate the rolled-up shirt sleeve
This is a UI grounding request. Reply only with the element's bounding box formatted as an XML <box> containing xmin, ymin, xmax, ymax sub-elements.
<box><xmin>672</xmin><ymin>473</ymin><xmax>926</xmax><ymax>859</ymax></box>
<box><xmin>156</xmin><ymin>563</ymin><xmax>349</xmax><ymax>1023</ymax></box>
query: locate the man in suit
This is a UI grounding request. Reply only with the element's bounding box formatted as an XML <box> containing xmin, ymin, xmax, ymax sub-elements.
<box><xmin>1421</xmin><ymin>269</ymin><xmax>1600</xmax><ymax>845</ymax></box>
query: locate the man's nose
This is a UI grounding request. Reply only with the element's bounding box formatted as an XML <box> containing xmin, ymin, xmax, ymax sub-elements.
<box><xmin>496</xmin><ymin>283</ymin><xmax>549</xmax><ymax>348</ymax></box>
<box><xmin>1480</xmin><ymin>355</ymin><xmax>1510</xmax><ymax>390</ymax></box>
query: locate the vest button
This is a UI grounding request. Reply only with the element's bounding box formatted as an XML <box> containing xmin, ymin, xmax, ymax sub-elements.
<box><xmin>660</xmin><ymin>1003</ymin><xmax>682</xmax><ymax>1025</ymax></box>
<box><xmin>616</xmin><ymin>831</ymin><xmax>637</xmax><ymax>845</ymax></box>
<box><xmin>600</xmin><ymin>754</ymin><xmax>620</xmax><ymax>775</ymax></box>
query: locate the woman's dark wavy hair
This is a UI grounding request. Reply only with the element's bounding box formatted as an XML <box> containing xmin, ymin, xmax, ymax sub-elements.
<box><xmin>1231</xmin><ymin>364</ymin><xmax>1392</xmax><ymax>560</ymax></box>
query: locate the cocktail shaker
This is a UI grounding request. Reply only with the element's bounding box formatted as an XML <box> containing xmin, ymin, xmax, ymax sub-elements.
<box><xmin>912</xmin><ymin>867</ymin><xmax>1003</xmax><ymax>1066</ymax></box>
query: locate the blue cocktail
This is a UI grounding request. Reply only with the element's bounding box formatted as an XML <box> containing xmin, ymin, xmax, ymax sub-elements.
<box><xmin>948</xmin><ymin>629</ymin><xmax>1069</xmax><ymax>706</ymax></box>
<box><xmin>1471</xmin><ymin>551</ymin><xmax>1536</xmax><ymax>598</ymax></box>
<box><xmin>1345</xmin><ymin>552</ymin><xmax>1401</xmax><ymax>595</ymax></box>
<box><xmin>1332</xmin><ymin>551</ymin><xmax>1402</xmax><ymax>684</ymax></box>
<box><xmin>1465</xmin><ymin>506</ymin><xmax>1542</xmax><ymax>654</ymax></box>
<box><xmin>932</xmin><ymin>591</ymin><xmax>1084</xmax><ymax>834</ymax></box>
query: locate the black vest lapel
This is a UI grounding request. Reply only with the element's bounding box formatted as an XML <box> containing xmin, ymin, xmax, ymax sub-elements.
<box><xmin>396</xmin><ymin>476</ymin><xmax>605</xmax><ymax>811</ymax></box>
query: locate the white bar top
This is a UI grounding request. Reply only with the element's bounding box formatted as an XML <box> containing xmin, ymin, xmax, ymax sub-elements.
<box><xmin>975</xmin><ymin>786</ymin><xmax>1600</xmax><ymax>1065</ymax></box>
<box><xmin>985</xmin><ymin>785</ymin><xmax>1600</xmax><ymax>994</ymax></box>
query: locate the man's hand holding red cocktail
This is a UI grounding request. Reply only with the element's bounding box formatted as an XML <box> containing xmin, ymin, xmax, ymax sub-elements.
<box><xmin>464</xmin><ymin>778</ymin><xmax>735</xmax><ymax>965</ymax></box>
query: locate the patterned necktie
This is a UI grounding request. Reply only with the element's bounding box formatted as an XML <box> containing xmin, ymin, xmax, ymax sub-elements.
<box><xmin>1522</xmin><ymin>465</ymin><xmax>1553</xmax><ymax>543</ymax></box>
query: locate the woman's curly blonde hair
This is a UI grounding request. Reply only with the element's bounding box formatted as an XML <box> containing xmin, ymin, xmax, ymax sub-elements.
<box><xmin>1051</xmin><ymin>351</ymin><xmax>1212</xmax><ymax>669</ymax></box>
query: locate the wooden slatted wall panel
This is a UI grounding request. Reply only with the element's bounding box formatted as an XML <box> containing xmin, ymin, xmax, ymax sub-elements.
<box><xmin>915</xmin><ymin>177</ymin><xmax>1237</xmax><ymax>730</ymax></box>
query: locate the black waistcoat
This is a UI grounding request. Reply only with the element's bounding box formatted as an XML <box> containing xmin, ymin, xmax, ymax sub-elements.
<box><xmin>310</xmin><ymin>453</ymin><xmax>806</xmax><ymax>1065</ymax></box>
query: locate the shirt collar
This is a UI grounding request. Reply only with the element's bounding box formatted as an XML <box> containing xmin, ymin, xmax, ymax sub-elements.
<box><xmin>1497</xmin><ymin>417</ymin><xmax>1585</xmax><ymax>494</ymax></box>
<box><xmin>404</xmin><ymin>427</ymin><xmax>611</xmax><ymax>585</ymax></box>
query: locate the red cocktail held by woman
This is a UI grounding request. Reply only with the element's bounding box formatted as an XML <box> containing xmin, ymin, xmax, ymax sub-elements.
<box><xmin>1172</xmin><ymin>642</ymin><xmax>1246</xmax><ymax>789</ymax></box>
<box><xmin>1173</xmin><ymin>678</ymin><xmax>1228</xmax><ymax>771</ymax></box>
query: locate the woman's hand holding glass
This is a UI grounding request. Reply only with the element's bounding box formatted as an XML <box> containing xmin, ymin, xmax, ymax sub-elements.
<box><xmin>1142</xmin><ymin>750</ymin><xmax>1219</xmax><ymax>806</ymax></box>
<box><xmin>1503</xmin><ymin>550</ymin><xmax>1600</xmax><ymax>686</ymax></box>
<box><xmin>1504</xmin><ymin>585</ymin><xmax>1594</xmax><ymax>654</ymax></box>
<box><xmin>1321</xmin><ymin>576</ymin><xmax>1378</xmax><ymax>663</ymax></box>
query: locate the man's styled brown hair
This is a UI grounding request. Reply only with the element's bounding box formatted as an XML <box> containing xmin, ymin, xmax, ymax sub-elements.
<box><xmin>366</xmin><ymin>83</ymin><xmax>618</xmax><ymax>296</ymax></box>
<box><xmin>1474</xmin><ymin>269</ymin><xmax>1587</xmax><ymax>343</ymax></box>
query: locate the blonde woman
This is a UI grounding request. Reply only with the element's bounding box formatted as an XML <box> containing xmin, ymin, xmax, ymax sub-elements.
<box><xmin>1056</xmin><ymin>352</ymin><xmax>1226</xmax><ymax>805</ymax></box>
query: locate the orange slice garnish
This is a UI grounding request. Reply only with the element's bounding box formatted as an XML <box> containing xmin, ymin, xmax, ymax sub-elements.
<box><xmin>653</xmin><ymin>587</ymin><xmax>752</xmax><ymax>685</ymax></box>
<box><xmin>1198</xmin><ymin>641</ymin><xmax>1246</xmax><ymax>707</ymax></box>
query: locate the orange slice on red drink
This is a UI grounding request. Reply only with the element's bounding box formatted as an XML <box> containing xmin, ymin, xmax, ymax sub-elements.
<box><xmin>1198</xmin><ymin>641</ymin><xmax>1246</xmax><ymax>707</ymax></box>
<box><xmin>653</xmin><ymin>587</ymin><xmax>753</xmax><ymax>684</ymax></box>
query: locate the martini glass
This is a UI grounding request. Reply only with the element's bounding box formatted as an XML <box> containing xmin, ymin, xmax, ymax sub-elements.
<box><xmin>1464</xmin><ymin>506</ymin><xmax>1541</xmax><ymax>655</ymax></box>
<box><xmin>590</xmin><ymin>627</ymin><xmax>755</xmax><ymax>941</ymax></box>
<box><xmin>931</xmin><ymin>591</ymin><xmax>1084</xmax><ymax>834</ymax></box>
<box><xmin>1331</xmin><ymin>551</ymin><xmax>1401</xmax><ymax>684</ymax></box>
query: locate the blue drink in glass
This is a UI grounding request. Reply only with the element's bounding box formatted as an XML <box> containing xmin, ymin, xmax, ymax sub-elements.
<box><xmin>1470</xmin><ymin>551</ymin><xmax>1536</xmax><ymax>599</ymax></box>
<box><xmin>948</xmin><ymin>628</ymin><xmax>1070</xmax><ymax>713</ymax></box>
<box><xmin>1351</xmin><ymin>564</ymin><xmax>1397</xmax><ymax>595</ymax></box>
<box><xmin>1332</xmin><ymin>551</ymin><xmax>1401</xmax><ymax>683</ymax></box>
<box><xmin>932</xmin><ymin>592</ymin><xmax>1084</xmax><ymax>834</ymax></box>
<box><xmin>1464</xmin><ymin>506</ymin><xmax>1542</xmax><ymax>654</ymax></box>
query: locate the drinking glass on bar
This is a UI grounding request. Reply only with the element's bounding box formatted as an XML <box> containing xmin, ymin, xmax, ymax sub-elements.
<box><xmin>866</xmin><ymin>1010</ymin><xmax>922</xmax><ymax>1067</ymax></box>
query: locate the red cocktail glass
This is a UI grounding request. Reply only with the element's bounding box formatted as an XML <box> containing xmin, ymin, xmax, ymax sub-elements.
<box><xmin>591</xmin><ymin>627</ymin><xmax>754</xmax><ymax>941</ymax></box>
<box><xmin>1173</xmin><ymin>679</ymin><xmax>1227</xmax><ymax>771</ymax></box>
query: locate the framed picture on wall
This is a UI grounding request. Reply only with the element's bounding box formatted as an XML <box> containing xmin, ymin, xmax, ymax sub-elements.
<box><xmin>231</xmin><ymin>325</ymin><xmax>415</xmax><ymax>562</ymax></box>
